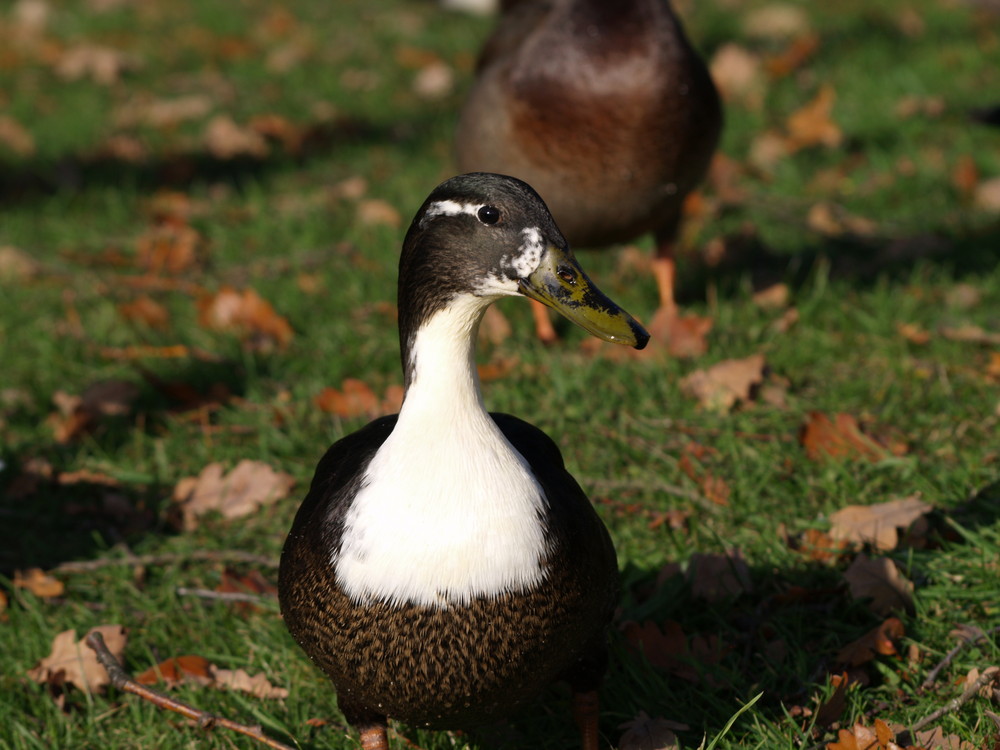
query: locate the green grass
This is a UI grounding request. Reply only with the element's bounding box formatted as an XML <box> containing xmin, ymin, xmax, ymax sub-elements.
<box><xmin>2</xmin><ymin>0</ymin><xmax>999</xmax><ymax>748</ymax></box>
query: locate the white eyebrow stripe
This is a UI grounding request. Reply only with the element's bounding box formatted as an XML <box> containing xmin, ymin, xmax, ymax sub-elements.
<box><xmin>421</xmin><ymin>200</ymin><xmax>485</xmax><ymax>226</ymax></box>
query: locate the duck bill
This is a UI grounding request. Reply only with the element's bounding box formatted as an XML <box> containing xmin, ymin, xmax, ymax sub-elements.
<box><xmin>519</xmin><ymin>245</ymin><xmax>649</xmax><ymax>349</ymax></box>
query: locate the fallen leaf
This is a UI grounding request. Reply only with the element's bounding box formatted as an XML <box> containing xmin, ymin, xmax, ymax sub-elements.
<box><xmin>748</xmin><ymin>130</ymin><xmax>788</xmax><ymax>174</ymax></box>
<box><xmin>48</xmin><ymin>380</ymin><xmax>141</xmax><ymax>443</ymax></box>
<box><xmin>314</xmin><ymin>379</ymin><xmax>380</xmax><ymax>418</ymax></box>
<box><xmin>951</xmin><ymin>155</ymin><xmax>979</xmax><ymax>199</ymax></box>
<box><xmin>356</xmin><ymin>199</ymin><xmax>402</xmax><ymax>228</ymax></box>
<box><xmin>0</xmin><ymin>246</ymin><xmax>40</xmax><ymax>281</ymax></box>
<box><xmin>622</xmin><ymin>620</ymin><xmax>729</xmax><ymax>686</ymax></box>
<box><xmin>913</xmin><ymin>725</ymin><xmax>977</xmax><ymax>750</ymax></box>
<box><xmin>794</xmin><ymin>528</ymin><xmax>852</xmax><ymax>563</ymax></box>
<box><xmin>13</xmin><ymin>568</ymin><xmax>65</xmax><ymax>598</ymax></box>
<box><xmin>680</xmin><ymin>354</ymin><xmax>766</xmax><ymax>411</ymax></box>
<box><xmin>688</xmin><ymin>550</ymin><xmax>753</xmax><ymax>601</ymax></box>
<box><xmin>653</xmin><ymin>310</ymin><xmax>713</xmax><ymax>358</ymax></box>
<box><xmin>0</xmin><ymin>115</ymin><xmax>36</xmax><ymax>156</ymax></box>
<box><xmin>800</xmin><ymin>412</ymin><xmax>891</xmax><ymax>463</ymax></box>
<box><xmin>944</xmin><ymin>283</ymin><xmax>981</xmax><ymax>310</ymax></box>
<box><xmin>618</xmin><ymin>712</ymin><xmax>686</xmax><ymax>750</ymax></box>
<box><xmin>829</xmin><ymin>495</ymin><xmax>933</xmax><ymax>551</ymax></box>
<box><xmin>836</xmin><ymin>617</ymin><xmax>905</xmax><ymax>666</ymax></box>
<box><xmin>119</xmin><ymin>296</ymin><xmax>171</xmax><ymax>329</ymax></box>
<box><xmin>939</xmin><ymin>324</ymin><xmax>1000</xmax><ymax>346</ymax></box>
<box><xmin>27</xmin><ymin>625</ymin><xmax>127</xmax><ymax>693</ymax></box>
<box><xmin>973</xmin><ymin>177</ymin><xmax>1000</xmax><ymax>213</ymax></box>
<box><xmin>709</xmin><ymin>44</ymin><xmax>763</xmax><ymax>107</ymax></box>
<box><xmin>135</xmin><ymin>223</ymin><xmax>204</xmax><ymax>274</ymax></box>
<box><xmin>678</xmin><ymin>442</ymin><xmax>730</xmax><ymax>506</ymax></box>
<box><xmin>203</xmin><ymin>115</ymin><xmax>270</xmax><ymax>159</ymax></box>
<box><xmin>843</xmin><ymin>554</ymin><xmax>913</xmax><ymax>616</ymax></box>
<box><xmin>113</xmin><ymin>94</ymin><xmax>214</xmax><ymax>129</ymax></box>
<box><xmin>807</xmin><ymin>202</ymin><xmax>877</xmax><ymax>237</ymax></box>
<box><xmin>213</xmin><ymin>667</ymin><xmax>289</xmax><ymax>699</ymax></box>
<box><xmin>815</xmin><ymin>672</ymin><xmax>851</xmax><ymax>729</ymax></box>
<box><xmin>170</xmin><ymin>460</ymin><xmax>295</xmax><ymax>531</ymax></box>
<box><xmin>897</xmin><ymin>322</ymin><xmax>931</xmax><ymax>345</ymax></box>
<box><xmin>412</xmin><ymin>60</ymin><xmax>454</xmax><ymax>100</ymax></box>
<box><xmin>752</xmin><ymin>283</ymin><xmax>790</xmax><ymax>310</ymax></box>
<box><xmin>54</xmin><ymin>44</ymin><xmax>140</xmax><ymax>84</ymax></box>
<box><xmin>786</xmin><ymin>85</ymin><xmax>843</xmax><ymax>151</ymax></box>
<box><xmin>963</xmin><ymin>666</ymin><xmax>1000</xmax><ymax>697</ymax></box>
<box><xmin>197</xmin><ymin>286</ymin><xmax>294</xmax><ymax>349</ymax></box>
<box><xmin>743</xmin><ymin>4</ymin><xmax>811</xmax><ymax>40</ymax></box>
<box><xmin>765</xmin><ymin>32</ymin><xmax>820</xmax><ymax>78</ymax></box>
<box><xmin>136</xmin><ymin>655</ymin><xmax>214</xmax><ymax>686</ymax></box>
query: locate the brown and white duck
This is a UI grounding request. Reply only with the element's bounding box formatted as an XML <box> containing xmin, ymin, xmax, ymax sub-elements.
<box><xmin>456</xmin><ymin>0</ymin><xmax>722</xmax><ymax>344</ymax></box>
<box><xmin>279</xmin><ymin>173</ymin><xmax>648</xmax><ymax>749</ymax></box>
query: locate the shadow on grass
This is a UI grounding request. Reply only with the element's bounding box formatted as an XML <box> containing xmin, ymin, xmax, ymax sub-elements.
<box><xmin>0</xmin><ymin>353</ymin><xmax>259</xmax><ymax>574</ymax></box>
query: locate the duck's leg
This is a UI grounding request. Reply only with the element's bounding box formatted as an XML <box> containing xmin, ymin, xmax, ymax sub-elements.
<box><xmin>572</xmin><ymin>689</ymin><xmax>601</xmax><ymax>750</ymax></box>
<box><xmin>651</xmin><ymin>222</ymin><xmax>680</xmax><ymax>322</ymax></box>
<box><xmin>529</xmin><ymin>299</ymin><xmax>559</xmax><ymax>344</ymax></box>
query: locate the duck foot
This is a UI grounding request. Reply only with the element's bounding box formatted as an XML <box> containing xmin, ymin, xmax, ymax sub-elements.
<box><xmin>360</xmin><ymin>726</ymin><xmax>389</xmax><ymax>750</ymax></box>
<box><xmin>572</xmin><ymin>690</ymin><xmax>601</xmax><ymax>750</ymax></box>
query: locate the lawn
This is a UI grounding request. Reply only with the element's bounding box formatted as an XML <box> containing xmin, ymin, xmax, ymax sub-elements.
<box><xmin>1</xmin><ymin>0</ymin><xmax>999</xmax><ymax>748</ymax></box>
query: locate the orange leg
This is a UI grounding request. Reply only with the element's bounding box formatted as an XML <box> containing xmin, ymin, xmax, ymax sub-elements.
<box><xmin>650</xmin><ymin>239</ymin><xmax>678</xmax><ymax>318</ymax></box>
<box><xmin>530</xmin><ymin>298</ymin><xmax>559</xmax><ymax>344</ymax></box>
<box><xmin>572</xmin><ymin>690</ymin><xmax>601</xmax><ymax>750</ymax></box>
<box><xmin>360</xmin><ymin>726</ymin><xmax>389</xmax><ymax>750</ymax></box>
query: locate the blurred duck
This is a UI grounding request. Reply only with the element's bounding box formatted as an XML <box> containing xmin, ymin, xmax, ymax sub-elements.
<box><xmin>456</xmin><ymin>0</ymin><xmax>722</xmax><ymax>343</ymax></box>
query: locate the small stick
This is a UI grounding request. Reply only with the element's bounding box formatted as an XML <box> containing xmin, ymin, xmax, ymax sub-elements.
<box><xmin>55</xmin><ymin>550</ymin><xmax>279</xmax><ymax>574</ymax></box>
<box><xmin>175</xmin><ymin>587</ymin><xmax>276</xmax><ymax>605</ymax></box>
<box><xmin>897</xmin><ymin>668</ymin><xmax>999</xmax><ymax>745</ymax></box>
<box><xmin>84</xmin><ymin>632</ymin><xmax>295</xmax><ymax>750</ymax></box>
<box><xmin>921</xmin><ymin>625</ymin><xmax>1000</xmax><ymax>690</ymax></box>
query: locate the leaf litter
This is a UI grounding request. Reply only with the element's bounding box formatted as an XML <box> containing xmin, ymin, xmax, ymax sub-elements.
<box><xmin>169</xmin><ymin>459</ymin><xmax>295</xmax><ymax>531</ymax></box>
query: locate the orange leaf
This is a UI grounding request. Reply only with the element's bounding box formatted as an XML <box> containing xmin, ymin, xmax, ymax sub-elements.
<box><xmin>314</xmin><ymin>379</ymin><xmax>380</xmax><ymax>418</ymax></box>
<box><xmin>118</xmin><ymin>295</ymin><xmax>171</xmax><ymax>329</ymax></box>
<box><xmin>14</xmin><ymin>568</ymin><xmax>65</xmax><ymax>598</ymax></box>
<box><xmin>786</xmin><ymin>85</ymin><xmax>842</xmax><ymax>150</ymax></box>
<box><xmin>765</xmin><ymin>32</ymin><xmax>820</xmax><ymax>78</ymax></box>
<box><xmin>836</xmin><ymin>617</ymin><xmax>905</xmax><ymax>666</ymax></box>
<box><xmin>197</xmin><ymin>286</ymin><xmax>294</xmax><ymax>349</ymax></box>
<box><xmin>800</xmin><ymin>412</ymin><xmax>890</xmax><ymax>462</ymax></box>
<box><xmin>135</xmin><ymin>655</ymin><xmax>213</xmax><ymax>686</ymax></box>
<box><xmin>135</xmin><ymin>224</ymin><xmax>203</xmax><ymax>274</ymax></box>
<box><xmin>679</xmin><ymin>354</ymin><xmax>766</xmax><ymax>411</ymax></box>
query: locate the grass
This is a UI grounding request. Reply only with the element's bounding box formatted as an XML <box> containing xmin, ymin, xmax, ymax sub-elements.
<box><xmin>1</xmin><ymin>0</ymin><xmax>999</xmax><ymax>748</ymax></box>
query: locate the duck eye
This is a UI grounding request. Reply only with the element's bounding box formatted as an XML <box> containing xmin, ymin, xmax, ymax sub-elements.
<box><xmin>477</xmin><ymin>205</ymin><xmax>500</xmax><ymax>225</ymax></box>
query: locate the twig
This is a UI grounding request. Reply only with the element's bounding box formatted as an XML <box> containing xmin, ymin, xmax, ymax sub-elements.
<box><xmin>897</xmin><ymin>668</ymin><xmax>999</xmax><ymax>745</ymax></box>
<box><xmin>921</xmin><ymin>625</ymin><xmax>1000</xmax><ymax>690</ymax></box>
<box><xmin>175</xmin><ymin>587</ymin><xmax>277</xmax><ymax>605</ymax></box>
<box><xmin>55</xmin><ymin>550</ymin><xmax>279</xmax><ymax>574</ymax></box>
<box><xmin>85</xmin><ymin>632</ymin><xmax>295</xmax><ymax>750</ymax></box>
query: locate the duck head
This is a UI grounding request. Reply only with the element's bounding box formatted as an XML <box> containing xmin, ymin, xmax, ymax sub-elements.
<box><xmin>398</xmin><ymin>173</ymin><xmax>649</xmax><ymax>368</ymax></box>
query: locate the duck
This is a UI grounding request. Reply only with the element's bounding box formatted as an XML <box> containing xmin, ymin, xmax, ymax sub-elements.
<box><xmin>455</xmin><ymin>0</ymin><xmax>723</xmax><ymax>344</ymax></box>
<box><xmin>279</xmin><ymin>172</ymin><xmax>649</xmax><ymax>750</ymax></box>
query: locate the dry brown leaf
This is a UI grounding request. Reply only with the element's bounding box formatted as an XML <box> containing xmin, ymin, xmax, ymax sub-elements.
<box><xmin>680</xmin><ymin>354</ymin><xmax>765</xmax><ymax>411</ymax></box>
<box><xmin>655</xmin><ymin>310</ymin><xmax>713</xmax><ymax>358</ymax></box>
<box><xmin>829</xmin><ymin>495</ymin><xmax>933</xmax><ymax>551</ymax></box>
<box><xmin>197</xmin><ymin>286</ymin><xmax>294</xmax><ymax>349</ymax></box>
<box><xmin>170</xmin><ymin>460</ymin><xmax>295</xmax><ymax>531</ymax></box>
<box><xmin>27</xmin><ymin>625</ymin><xmax>127</xmax><ymax>693</ymax></box>
<box><xmin>55</xmin><ymin>44</ymin><xmax>140</xmax><ymax>84</ymax></box>
<box><xmin>743</xmin><ymin>4</ymin><xmax>811</xmax><ymax>39</ymax></box>
<box><xmin>113</xmin><ymin>94</ymin><xmax>214</xmax><ymax>129</ymax></box>
<box><xmin>622</xmin><ymin>620</ymin><xmax>728</xmax><ymax>686</ymax></box>
<box><xmin>0</xmin><ymin>246</ymin><xmax>40</xmax><ymax>281</ymax></box>
<box><xmin>795</xmin><ymin>528</ymin><xmax>852</xmax><ymax>563</ymax></box>
<box><xmin>119</xmin><ymin>296</ymin><xmax>170</xmax><ymax>329</ymax></box>
<box><xmin>786</xmin><ymin>86</ymin><xmax>843</xmax><ymax>151</ymax></box>
<box><xmin>618</xmin><ymin>712</ymin><xmax>686</xmax><ymax>750</ymax></box>
<box><xmin>836</xmin><ymin>617</ymin><xmax>905</xmax><ymax>666</ymax></box>
<box><xmin>14</xmin><ymin>568</ymin><xmax>65</xmax><ymax>598</ymax></box>
<box><xmin>356</xmin><ymin>199</ymin><xmax>402</xmax><ymax>228</ymax></box>
<box><xmin>0</xmin><ymin>115</ymin><xmax>36</xmax><ymax>157</ymax></box>
<box><xmin>413</xmin><ymin>60</ymin><xmax>454</xmax><ymax>100</ymax></box>
<box><xmin>688</xmin><ymin>550</ymin><xmax>753</xmax><ymax>601</ymax></box>
<box><xmin>897</xmin><ymin>322</ymin><xmax>931</xmax><ymax>345</ymax></box>
<box><xmin>709</xmin><ymin>44</ymin><xmax>764</xmax><ymax>107</ymax></box>
<box><xmin>678</xmin><ymin>442</ymin><xmax>730</xmax><ymax>506</ymax></box>
<box><xmin>807</xmin><ymin>202</ymin><xmax>877</xmax><ymax>237</ymax></box>
<box><xmin>939</xmin><ymin>324</ymin><xmax>1000</xmax><ymax>346</ymax></box>
<box><xmin>136</xmin><ymin>655</ymin><xmax>214</xmax><ymax>686</ymax></box>
<box><xmin>843</xmin><ymin>554</ymin><xmax>913</xmax><ymax>616</ymax></box>
<box><xmin>973</xmin><ymin>176</ymin><xmax>1000</xmax><ymax>213</ymax></box>
<box><xmin>800</xmin><ymin>412</ymin><xmax>890</xmax><ymax>462</ymax></box>
<box><xmin>748</xmin><ymin>130</ymin><xmax>789</xmax><ymax>174</ymax></box>
<box><xmin>815</xmin><ymin>672</ymin><xmax>851</xmax><ymax>729</ymax></box>
<box><xmin>213</xmin><ymin>667</ymin><xmax>289</xmax><ymax>699</ymax></box>
<box><xmin>765</xmin><ymin>32</ymin><xmax>820</xmax><ymax>78</ymax></box>
<box><xmin>48</xmin><ymin>380</ymin><xmax>140</xmax><ymax>443</ymax></box>
<box><xmin>314</xmin><ymin>379</ymin><xmax>380</xmax><ymax>418</ymax></box>
<box><xmin>136</xmin><ymin>223</ymin><xmax>203</xmax><ymax>274</ymax></box>
<box><xmin>951</xmin><ymin>155</ymin><xmax>979</xmax><ymax>199</ymax></box>
<box><xmin>203</xmin><ymin>115</ymin><xmax>270</xmax><ymax>159</ymax></box>
<box><xmin>913</xmin><ymin>725</ymin><xmax>977</xmax><ymax>750</ymax></box>
<box><xmin>963</xmin><ymin>666</ymin><xmax>1000</xmax><ymax>697</ymax></box>
<box><xmin>752</xmin><ymin>283</ymin><xmax>790</xmax><ymax>310</ymax></box>
<box><xmin>477</xmin><ymin>356</ymin><xmax>519</xmax><ymax>382</ymax></box>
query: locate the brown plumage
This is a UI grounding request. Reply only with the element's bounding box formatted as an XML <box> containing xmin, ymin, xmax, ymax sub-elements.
<box><xmin>456</xmin><ymin>0</ymin><xmax>722</xmax><ymax>342</ymax></box>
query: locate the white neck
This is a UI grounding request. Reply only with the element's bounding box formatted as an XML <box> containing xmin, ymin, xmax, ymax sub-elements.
<box><xmin>333</xmin><ymin>296</ymin><xmax>549</xmax><ymax>608</ymax></box>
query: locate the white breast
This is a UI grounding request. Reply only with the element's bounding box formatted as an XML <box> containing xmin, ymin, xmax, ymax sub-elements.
<box><xmin>331</xmin><ymin>299</ymin><xmax>550</xmax><ymax>609</ymax></box>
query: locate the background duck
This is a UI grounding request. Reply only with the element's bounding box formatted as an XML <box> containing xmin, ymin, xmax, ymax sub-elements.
<box><xmin>455</xmin><ymin>0</ymin><xmax>723</xmax><ymax>344</ymax></box>
<box><xmin>279</xmin><ymin>173</ymin><xmax>649</xmax><ymax>750</ymax></box>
